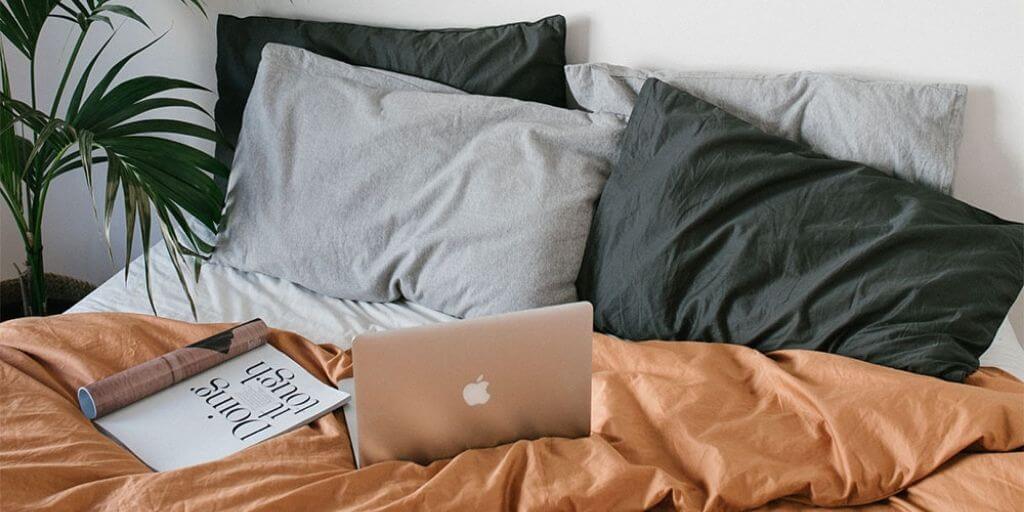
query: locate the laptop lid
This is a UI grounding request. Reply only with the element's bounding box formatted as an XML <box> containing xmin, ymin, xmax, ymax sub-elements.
<box><xmin>351</xmin><ymin>302</ymin><xmax>592</xmax><ymax>467</ymax></box>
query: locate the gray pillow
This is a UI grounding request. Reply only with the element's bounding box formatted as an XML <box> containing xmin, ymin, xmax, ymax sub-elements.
<box><xmin>566</xmin><ymin>63</ymin><xmax>967</xmax><ymax>194</ymax></box>
<box><xmin>213</xmin><ymin>45</ymin><xmax>625</xmax><ymax>318</ymax></box>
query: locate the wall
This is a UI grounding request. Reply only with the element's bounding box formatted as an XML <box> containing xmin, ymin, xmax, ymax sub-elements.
<box><xmin>2</xmin><ymin>0</ymin><xmax>1021</xmax><ymax>333</ymax></box>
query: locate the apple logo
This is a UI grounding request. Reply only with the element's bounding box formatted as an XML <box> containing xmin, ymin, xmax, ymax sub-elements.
<box><xmin>462</xmin><ymin>374</ymin><xmax>490</xmax><ymax>406</ymax></box>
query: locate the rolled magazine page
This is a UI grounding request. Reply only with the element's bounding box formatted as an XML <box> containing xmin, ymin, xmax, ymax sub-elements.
<box><xmin>78</xmin><ymin>319</ymin><xmax>269</xmax><ymax>419</ymax></box>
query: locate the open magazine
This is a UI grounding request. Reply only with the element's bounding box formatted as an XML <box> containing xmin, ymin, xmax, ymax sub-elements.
<box><xmin>77</xmin><ymin>320</ymin><xmax>349</xmax><ymax>471</ymax></box>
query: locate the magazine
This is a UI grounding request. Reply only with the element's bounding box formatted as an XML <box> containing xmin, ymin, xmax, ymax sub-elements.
<box><xmin>78</xmin><ymin>320</ymin><xmax>349</xmax><ymax>471</ymax></box>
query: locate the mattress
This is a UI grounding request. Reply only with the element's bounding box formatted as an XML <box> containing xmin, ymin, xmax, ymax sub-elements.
<box><xmin>70</xmin><ymin>242</ymin><xmax>1024</xmax><ymax>380</ymax></box>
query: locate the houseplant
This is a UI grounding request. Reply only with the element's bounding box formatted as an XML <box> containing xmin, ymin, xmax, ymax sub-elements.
<box><xmin>1</xmin><ymin>0</ymin><xmax>226</xmax><ymax>318</ymax></box>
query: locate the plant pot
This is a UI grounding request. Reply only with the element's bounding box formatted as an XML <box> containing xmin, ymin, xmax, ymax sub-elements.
<box><xmin>0</xmin><ymin>273</ymin><xmax>97</xmax><ymax>321</ymax></box>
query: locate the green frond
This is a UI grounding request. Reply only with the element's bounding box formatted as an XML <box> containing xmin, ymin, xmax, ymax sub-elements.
<box><xmin>0</xmin><ymin>0</ymin><xmax>63</xmax><ymax>58</ymax></box>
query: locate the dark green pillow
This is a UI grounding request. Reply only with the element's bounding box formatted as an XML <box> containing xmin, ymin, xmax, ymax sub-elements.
<box><xmin>577</xmin><ymin>78</ymin><xmax>1023</xmax><ymax>381</ymax></box>
<box><xmin>215</xmin><ymin>14</ymin><xmax>568</xmax><ymax>169</ymax></box>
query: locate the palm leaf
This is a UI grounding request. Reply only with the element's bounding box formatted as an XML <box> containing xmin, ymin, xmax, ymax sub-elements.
<box><xmin>77</xmin><ymin>128</ymin><xmax>103</xmax><ymax>223</ymax></box>
<box><xmin>85</xmin><ymin>135</ymin><xmax>225</xmax><ymax>317</ymax></box>
<box><xmin>65</xmin><ymin>0</ymin><xmax>89</xmax><ymax>14</ymax></box>
<box><xmin>135</xmin><ymin>183</ymin><xmax>156</xmax><ymax>313</ymax></box>
<box><xmin>76</xmin><ymin>76</ymin><xmax>208</xmax><ymax>130</ymax></box>
<box><xmin>113</xmin><ymin>151</ymin><xmax>134</xmax><ymax>281</ymax></box>
<box><xmin>60</xmin><ymin>36</ymin><xmax>227</xmax><ymax>317</ymax></box>
<box><xmin>66</xmin><ymin>31</ymin><xmax>117</xmax><ymax>119</ymax></box>
<box><xmin>1</xmin><ymin>94</ymin><xmax>62</xmax><ymax>134</ymax></box>
<box><xmin>23</xmin><ymin>118</ymin><xmax>73</xmax><ymax>177</ymax></box>
<box><xmin>0</xmin><ymin>44</ymin><xmax>22</xmax><ymax>204</ymax></box>
<box><xmin>99</xmin><ymin>148</ymin><xmax>119</xmax><ymax>263</ymax></box>
<box><xmin>177</xmin><ymin>0</ymin><xmax>207</xmax><ymax>17</ymax></box>
<box><xmin>91</xmin><ymin>4</ymin><xmax>148</xmax><ymax>30</ymax></box>
<box><xmin>99</xmin><ymin>119</ymin><xmax>219</xmax><ymax>140</ymax></box>
<box><xmin>80</xmin><ymin>97</ymin><xmax>214</xmax><ymax>134</ymax></box>
<box><xmin>3</xmin><ymin>1</ymin><xmax>217</xmax><ymax>318</ymax></box>
<box><xmin>58</xmin><ymin>0</ymin><xmax>207</xmax><ymax>29</ymax></box>
<box><xmin>154</xmin><ymin>204</ymin><xmax>198</xmax><ymax>317</ymax></box>
<box><xmin>0</xmin><ymin>132</ymin><xmax>32</xmax><ymax>240</ymax></box>
<box><xmin>0</xmin><ymin>0</ymin><xmax>62</xmax><ymax>58</ymax></box>
<box><xmin>69</xmin><ymin>32</ymin><xmax>169</xmax><ymax>123</ymax></box>
<box><xmin>101</xmin><ymin>137</ymin><xmax>224</xmax><ymax>228</ymax></box>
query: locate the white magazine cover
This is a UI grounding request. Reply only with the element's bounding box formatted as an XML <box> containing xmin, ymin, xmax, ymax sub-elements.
<box><xmin>95</xmin><ymin>344</ymin><xmax>349</xmax><ymax>471</ymax></box>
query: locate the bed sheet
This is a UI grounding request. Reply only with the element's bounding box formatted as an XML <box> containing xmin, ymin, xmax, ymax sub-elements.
<box><xmin>68</xmin><ymin>243</ymin><xmax>455</xmax><ymax>347</ymax></box>
<box><xmin>69</xmin><ymin>242</ymin><xmax>1024</xmax><ymax>380</ymax></box>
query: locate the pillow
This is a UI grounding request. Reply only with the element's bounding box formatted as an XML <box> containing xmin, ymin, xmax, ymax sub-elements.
<box><xmin>566</xmin><ymin>63</ymin><xmax>967</xmax><ymax>194</ymax></box>
<box><xmin>213</xmin><ymin>44</ymin><xmax>625</xmax><ymax>319</ymax></box>
<box><xmin>576</xmin><ymin>78</ymin><xmax>1023</xmax><ymax>381</ymax></box>
<box><xmin>215</xmin><ymin>14</ymin><xmax>569</xmax><ymax>170</ymax></box>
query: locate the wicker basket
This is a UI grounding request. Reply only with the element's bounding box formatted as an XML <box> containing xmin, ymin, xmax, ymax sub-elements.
<box><xmin>0</xmin><ymin>273</ymin><xmax>97</xmax><ymax>320</ymax></box>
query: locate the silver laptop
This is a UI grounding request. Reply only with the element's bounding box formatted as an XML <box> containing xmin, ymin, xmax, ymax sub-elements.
<box><xmin>339</xmin><ymin>302</ymin><xmax>592</xmax><ymax>467</ymax></box>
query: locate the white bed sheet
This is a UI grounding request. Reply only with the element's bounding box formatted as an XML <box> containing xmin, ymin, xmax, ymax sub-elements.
<box><xmin>68</xmin><ymin>243</ymin><xmax>455</xmax><ymax>348</ymax></box>
<box><xmin>69</xmin><ymin>243</ymin><xmax>1024</xmax><ymax>380</ymax></box>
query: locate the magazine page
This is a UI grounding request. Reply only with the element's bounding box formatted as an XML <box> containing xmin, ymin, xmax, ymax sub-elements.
<box><xmin>95</xmin><ymin>344</ymin><xmax>349</xmax><ymax>471</ymax></box>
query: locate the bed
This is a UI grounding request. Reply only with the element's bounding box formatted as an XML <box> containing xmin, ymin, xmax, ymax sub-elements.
<box><xmin>2</xmin><ymin>254</ymin><xmax>1022</xmax><ymax>510</ymax></box>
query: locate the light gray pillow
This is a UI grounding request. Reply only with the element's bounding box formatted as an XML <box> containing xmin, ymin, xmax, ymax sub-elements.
<box><xmin>213</xmin><ymin>45</ymin><xmax>625</xmax><ymax>318</ymax></box>
<box><xmin>566</xmin><ymin>63</ymin><xmax>967</xmax><ymax>194</ymax></box>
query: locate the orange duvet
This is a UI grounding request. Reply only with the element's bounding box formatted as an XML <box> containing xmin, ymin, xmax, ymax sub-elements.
<box><xmin>1</xmin><ymin>313</ymin><xmax>1022</xmax><ymax>511</ymax></box>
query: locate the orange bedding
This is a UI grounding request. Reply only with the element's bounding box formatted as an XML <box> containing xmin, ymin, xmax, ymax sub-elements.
<box><xmin>1</xmin><ymin>313</ymin><xmax>1022</xmax><ymax>511</ymax></box>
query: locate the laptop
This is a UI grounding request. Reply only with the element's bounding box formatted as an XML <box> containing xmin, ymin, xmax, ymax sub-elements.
<box><xmin>339</xmin><ymin>302</ymin><xmax>592</xmax><ymax>467</ymax></box>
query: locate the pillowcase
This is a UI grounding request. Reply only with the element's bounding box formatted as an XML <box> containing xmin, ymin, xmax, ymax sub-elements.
<box><xmin>566</xmin><ymin>63</ymin><xmax>967</xmax><ymax>194</ymax></box>
<box><xmin>215</xmin><ymin>14</ymin><xmax>569</xmax><ymax>170</ymax></box>
<box><xmin>576</xmin><ymin>78</ymin><xmax>1023</xmax><ymax>381</ymax></box>
<box><xmin>213</xmin><ymin>44</ymin><xmax>625</xmax><ymax>319</ymax></box>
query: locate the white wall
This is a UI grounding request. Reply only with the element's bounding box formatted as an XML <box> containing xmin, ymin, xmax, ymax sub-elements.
<box><xmin>2</xmin><ymin>0</ymin><xmax>1022</xmax><ymax>333</ymax></box>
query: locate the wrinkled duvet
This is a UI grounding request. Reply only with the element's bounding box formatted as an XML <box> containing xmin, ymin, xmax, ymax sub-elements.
<box><xmin>1</xmin><ymin>313</ymin><xmax>1021</xmax><ymax>511</ymax></box>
